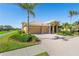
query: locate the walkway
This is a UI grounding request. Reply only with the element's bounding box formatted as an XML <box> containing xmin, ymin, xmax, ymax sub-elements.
<box><xmin>0</xmin><ymin>44</ymin><xmax>46</xmax><ymax>56</ymax></box>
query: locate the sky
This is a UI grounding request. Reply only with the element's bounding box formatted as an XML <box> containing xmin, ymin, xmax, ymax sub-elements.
<box><xmin>0</xmin><ymin>3</ymin><xmax>79</xmax><ymax>28</ymax></box>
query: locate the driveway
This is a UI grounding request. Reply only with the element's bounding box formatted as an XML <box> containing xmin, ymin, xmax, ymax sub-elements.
<box><xmin>1</xmin><ymin>34</ymin><xmax>79</xmax><ymax>56</ymax></box>
<box><xmin>35</xmin><ymin>34</ymin><xmax>79</xmax><ymax>56</ymax></box>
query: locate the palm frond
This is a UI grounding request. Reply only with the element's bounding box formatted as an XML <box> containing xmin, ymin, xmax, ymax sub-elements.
<box><xmin>69</xmin><ymin>11</ymin><xmax>73</xmax><ymax>16</ymax></box>
<box><xmin>18</xmin><ymin>3</ymin><xmax>29</xmax><ymax>10</ymax></box>
<box><xmin>29</xmin><ymin>10</ymin><xmax>35</xmax><ymax>17</ymax></box>
<box><xmin>29</xmin><ymin>3</ymin><xmax>38</xmax><ymax>9</ymax></box>
<box><xmin>69</xmin><ymin>10</ymin><xmax>78</xmax><ymax>17</ymax></box>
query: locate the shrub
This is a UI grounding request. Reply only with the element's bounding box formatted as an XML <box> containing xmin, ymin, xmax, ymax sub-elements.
<box><xmin>10</xmin><ymin>33</ymin><xmax>27</xmax><ymax>42</ymax></box>
<box><xmin>58</xmin><ymin>31</ymin><xmax>73</xmax><ymax>36</ymax></box>
<box><xmin>64</xmin><ymin>31</ymin><xmax>73</xmax><ymax>36</ymax></box>
<box><xmin>31</xmin><ymin>35</ymin><xmax>40</xmax><ymax>42</ymax></box>
<box><xmin>18</xmin><ymin>30</ymin><xmax>25</xmax><ymax>34</ymax></box>
<box><xmin>10</xmin><ymin>32</ymin><xmax>40</xmax><ymax>42</ymax></box>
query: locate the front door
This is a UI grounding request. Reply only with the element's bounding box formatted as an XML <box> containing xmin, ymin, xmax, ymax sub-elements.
<box><xmin>50</xmin><ymin>26</ymin><xmax>57</xmax><ymax>34</ymax></box>
<box><xmin>50</xmin><ymin>26</ymin><xmax>53</xmax><ymax>34</ymax></box>
<box><xmin>54</xmin><ymin>26</ymin><xmax>57</xmax><ymax>33</ymax></box>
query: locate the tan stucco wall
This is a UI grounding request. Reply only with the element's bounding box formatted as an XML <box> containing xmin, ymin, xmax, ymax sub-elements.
<box><xmin>29</xmin><ymin>26</ymin><xmax>41</xmax><ymax>34</ymax></box>
<box><xmin>22</xmin><ymin>21</ymin><xmax>59</xmax><ymax>34</ymax></box>
<box><xmin>24</xmin><ymin>27</ymin><xmax>27</xmax><ymax>33</ymax></box>
<box><xmin>29</xmin><ymin>26</ymin><xmax>49</xmax><ymax>34</ymax></box>
<box><xmin>41</xmin><ymin>26</ymin><xmax>49</xmax><ymax>34</ymax></box>
<box><xmin>22</xmin><ymin>25</ymin><xmax>59</xmax><ymax>34</ymax></box>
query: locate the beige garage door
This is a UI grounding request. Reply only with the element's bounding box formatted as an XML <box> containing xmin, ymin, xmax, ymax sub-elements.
<box><xmin>42</xmin><ymin>26</ymin><xmax>49</xmax><ymax>34</ymax></box>
<box><xmin>29</xmin><ymin>26</ymin><xmax>49</xmax><ymax>34</ymax></box>
<box><xmin>29</xmin><ymin>26</ymin><xmax>41</xmax><ymax>34</ymax></box>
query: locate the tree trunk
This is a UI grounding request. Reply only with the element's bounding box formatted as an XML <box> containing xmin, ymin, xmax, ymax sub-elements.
<box><xmin>70</xmin><ymin>16</ymin><xmax>72</xmax><ymax>24</ymax></box>
<box><xmin>70</xmin><ymin>16</ymin><xmax>72</xmax><ymax>32</ymax></box>
<box><xmin>27</xmin><ymin>10</ymin><xmax>30</xmax><ymax>34</ymax></box>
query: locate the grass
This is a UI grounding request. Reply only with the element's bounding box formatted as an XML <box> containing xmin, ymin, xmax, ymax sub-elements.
<box><xmin>35</xmin><ymin>52</ymin><xmax>49</xmax><ymax>56</ymax></box>
<box><xmin>0</xmin><ymin>31</ymin><xmax>8</xmax><ymax>34</ymax></box>
<box><xmin>0</xmin><ymin>30</ymin><xmax>14</xmax><ymax>34</ymax></box>
<box><xmin>0</xmin><ymin>31</ymin><xmax>36</xmax><ymax>53</ymax></box>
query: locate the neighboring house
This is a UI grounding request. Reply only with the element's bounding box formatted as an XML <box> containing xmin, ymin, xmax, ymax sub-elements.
<box><xmin>22</xmin><ymin>20</ymin><xmax>59</xmax><ymax>34</ymax></box>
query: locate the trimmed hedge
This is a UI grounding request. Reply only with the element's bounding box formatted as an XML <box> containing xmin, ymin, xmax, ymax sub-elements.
<box><xmin>10</xmin><ymin>32</ymin><xmax>40</xmax><ymax>42</ymax></box>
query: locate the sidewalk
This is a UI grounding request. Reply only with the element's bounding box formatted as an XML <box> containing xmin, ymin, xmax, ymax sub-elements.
<box><xmin>0</xmin><ymin>45</ymin><xmax>46</xmax><ymax>56</ymax></box>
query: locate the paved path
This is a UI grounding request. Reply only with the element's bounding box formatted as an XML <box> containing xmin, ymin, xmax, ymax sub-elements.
<box><xmin>1</xmin><ymin>34</ymin><xmax>79</xmax><ymax>56</ymax></box>
<box><xmin>0</xmin><ymin>44</ymin><xmax>46</xmax><ymax>56</ymax></box>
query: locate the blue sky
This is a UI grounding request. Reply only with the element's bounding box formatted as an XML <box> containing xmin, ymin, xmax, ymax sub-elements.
<box><xmin>0</xmin><ymin>3</ymin><xmax>79</xmax><ymax>28</ymax></box>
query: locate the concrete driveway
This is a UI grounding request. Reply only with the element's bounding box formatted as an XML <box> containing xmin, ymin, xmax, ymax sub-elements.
<box><xmin>1</xmin><ymin>34</ymin><xmax>79</xmax><ymax>56</ymax></box>
<box><xmin>35</xmin><ymin>34</ymin><xmax>79</xmax><ymax>56</ymax></box>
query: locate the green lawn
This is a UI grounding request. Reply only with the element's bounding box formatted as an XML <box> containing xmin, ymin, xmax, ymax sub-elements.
<box><xmin>0</xmin><ymin>31</ymin><xmax>36</xmax><ymax>53</ymax></box>
<box><xmin>0</xmin><ymin>30</ymin><xmax>14</xmax><ymax>34</ymax></box>
<box><xmin>35</xmin><ymin>52</ymin><xmax>49</xmax><ymax>56</ymax></box>
<box><xmin>0</xmin><ymin>31</ymin><xmax>8</xmax><ymax>34</ymax></box>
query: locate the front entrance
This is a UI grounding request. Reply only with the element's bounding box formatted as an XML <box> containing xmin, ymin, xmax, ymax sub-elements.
<box><xmin>54</xmin><ymin>26</ymin><xmax>57</xmax><ymax>33</ymax></box>
<box><xmin>50</xmin><ymin>26</ymin><xmax>57</xmax><ymax>34</ymax></box>
<box><xmin>50</xmin><ymin>26</ymin><xmax>53</xmax><ymax>34</ymax></box>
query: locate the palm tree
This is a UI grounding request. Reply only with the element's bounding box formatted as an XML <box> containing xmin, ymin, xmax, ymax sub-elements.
<box><xmin>18</xmin><ymin>3</ymin><xmax>38</xmax><ymax>34</ymax></box>
<box><xmin>69</xmin><ymin>10</ymin><xmax>78</xmax><ymax>24</ymax></box>
<box><xmin>68</xmin><ymin>10</ymin><xmax>78</xmax><ymax>31</ymax></box>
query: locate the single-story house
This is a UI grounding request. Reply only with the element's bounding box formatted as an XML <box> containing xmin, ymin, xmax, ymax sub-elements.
<box><xmin>22</xmin><ymin>20</ymin><xmax>60</xmax><ymax>34</ymax></box>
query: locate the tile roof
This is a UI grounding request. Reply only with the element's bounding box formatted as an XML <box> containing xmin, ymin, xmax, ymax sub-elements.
<box><xmin>22</xmin><ymin>20</ymin><xmax>59</xmax><ymax>26</ymax></box>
